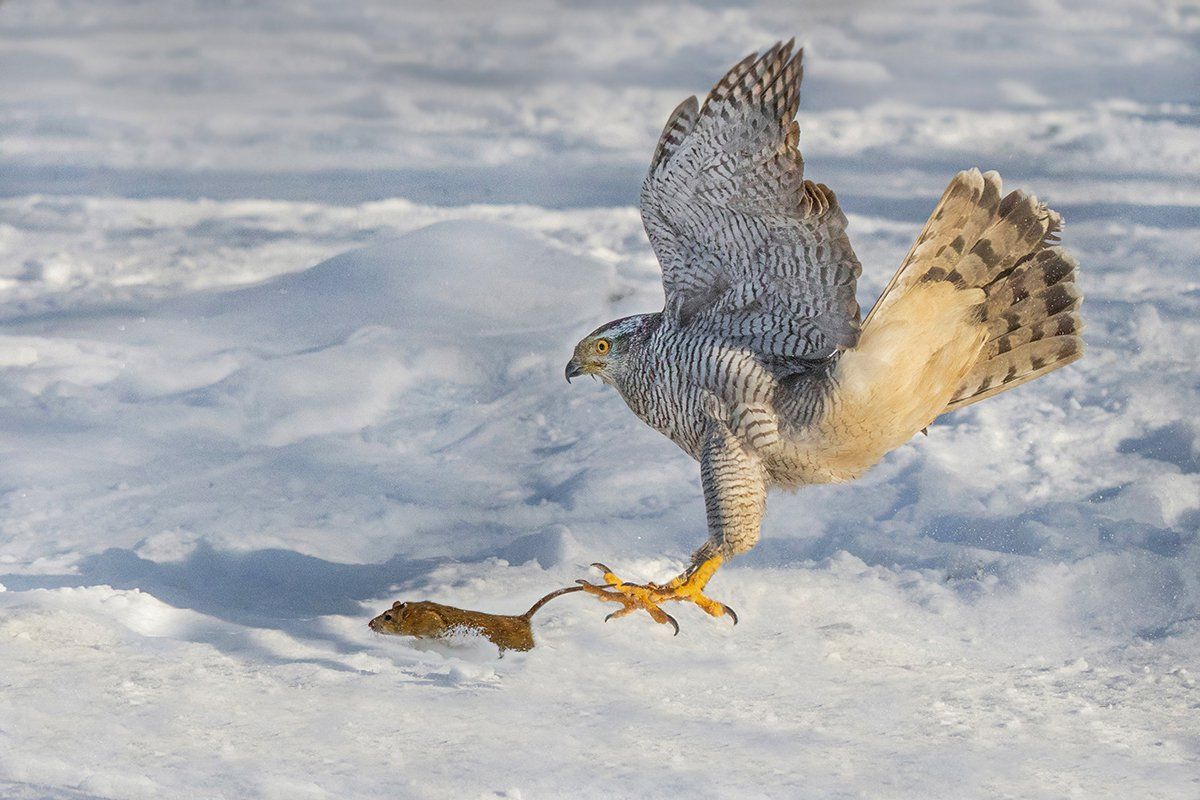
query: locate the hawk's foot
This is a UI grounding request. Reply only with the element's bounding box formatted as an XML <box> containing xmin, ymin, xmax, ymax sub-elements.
<box><xmin>576</xmin><ymin>555</ymin><xmax>736</xmax><ymax>634</ymax></box>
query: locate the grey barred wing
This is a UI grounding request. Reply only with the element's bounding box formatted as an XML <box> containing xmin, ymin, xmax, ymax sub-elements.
<box><xmin>640</xmin><ymin>41</ymin><xmax>862</xmax><ymax>360</ymax></box>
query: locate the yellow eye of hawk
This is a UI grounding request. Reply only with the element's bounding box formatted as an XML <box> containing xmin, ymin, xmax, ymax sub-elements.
<box><xmin>595</xmin><ymin>339</ymin><xmax>610</xmax><ymax>355</ymax></box>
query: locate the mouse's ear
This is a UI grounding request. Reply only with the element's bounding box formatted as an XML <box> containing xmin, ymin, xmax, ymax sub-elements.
<box><xmin>392</xmin><ymin>600</ymin><xmax>404</xmax><ymax>609</ymax></box>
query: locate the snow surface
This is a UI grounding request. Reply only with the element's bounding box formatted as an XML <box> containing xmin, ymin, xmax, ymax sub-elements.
<box><xmin>1</xmin><ymin>1</ymin><xmax>1198</xmax><ymax>798</ymax></box>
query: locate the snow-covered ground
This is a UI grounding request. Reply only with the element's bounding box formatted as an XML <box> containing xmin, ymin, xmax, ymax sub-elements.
<box><xmin>1</xmin><ymin>1</ymin><xmax>1198</xmax><ymax>798</ymax></box>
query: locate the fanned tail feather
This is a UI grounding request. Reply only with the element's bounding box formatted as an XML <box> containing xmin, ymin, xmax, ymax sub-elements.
<box><xmin>820</xmin><ymin>169</ymin><xmax>1083</xmax><ymax>479</ymax></box>
<box><xmin>861</xmin><ymin>168</ymin><xmax>1083</xmax><ymax>416</ymax></box>
<box><xmin>942</xmin><ymin>192</ymin><xmax>1083</xmax><ymax>411</ymax></box>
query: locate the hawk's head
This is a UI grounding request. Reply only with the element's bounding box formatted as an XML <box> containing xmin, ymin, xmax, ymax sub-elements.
<box><xmin>565</xmin><ymin>314</ymin><xmax>657</xmax><ymax>386</ymax></box>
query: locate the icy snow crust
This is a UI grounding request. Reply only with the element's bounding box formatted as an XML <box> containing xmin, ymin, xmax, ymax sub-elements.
<box><xmin>1</xmin><ymin>0</ymin><xmax>1198</xmax><ymax>798</ymax></box>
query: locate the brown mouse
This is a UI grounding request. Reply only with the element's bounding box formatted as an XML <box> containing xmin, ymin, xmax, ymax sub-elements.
<box><xmin>368</xmin><ymin>586</ymin><xmax>582</xmax><ymax>654</ymax></box>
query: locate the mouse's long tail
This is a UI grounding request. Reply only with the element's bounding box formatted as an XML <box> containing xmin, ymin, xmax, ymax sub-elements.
<box><xmin>522</xmin><ymin>585</ymin><xmax>585</xmax><ymax>620</ymax></box>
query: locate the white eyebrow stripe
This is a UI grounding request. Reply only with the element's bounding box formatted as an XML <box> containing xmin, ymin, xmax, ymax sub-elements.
<box><xmin>597</xmin><ymin>317</ymin><xmax>646</xmax><ymax>338</ymax></box>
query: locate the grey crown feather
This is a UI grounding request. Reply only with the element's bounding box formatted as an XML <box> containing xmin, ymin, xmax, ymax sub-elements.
<box><xmin>640</xmin><ymin>40</ymin><xmax>862</xmax><ymax>361</ymax></box>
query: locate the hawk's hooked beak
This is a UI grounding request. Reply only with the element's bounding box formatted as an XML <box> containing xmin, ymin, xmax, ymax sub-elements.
<box><xmin>564</xmin><ymin>358</ymin><xmax>584</xmax><ymax>383</ymax></box>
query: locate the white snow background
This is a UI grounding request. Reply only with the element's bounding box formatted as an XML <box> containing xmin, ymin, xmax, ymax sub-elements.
<box><xmin>1</xmin><ymin>1</ymin><xmax>1198</xmax><ymax>798</ymax></box>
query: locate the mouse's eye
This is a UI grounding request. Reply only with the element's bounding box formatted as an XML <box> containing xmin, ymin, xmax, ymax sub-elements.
<box><xmin>595</xmin><ymin>339</ymin><xmax>610</xmax><ymax>355</ymax></box>
<box><xmin>382</xmin><ymin>613</ymin><xmax>393</xmax><ymax>621</ymax></box>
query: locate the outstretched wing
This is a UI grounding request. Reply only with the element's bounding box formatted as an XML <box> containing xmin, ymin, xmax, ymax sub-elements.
<box><xmin>640</xmin><ymin>41</ymin><xmax>862</xmax><ymax>360</ymax></box>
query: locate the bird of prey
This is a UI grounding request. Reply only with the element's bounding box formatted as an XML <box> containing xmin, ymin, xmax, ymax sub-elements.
<box><xmin>564</xmin><ymin>40</ymin><xmax>1083</xmax><ymax>633</ymax></box>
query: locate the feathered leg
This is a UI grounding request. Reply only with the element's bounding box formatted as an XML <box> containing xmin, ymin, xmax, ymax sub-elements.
<box><xmin>578</xmin><ymin>418</ymin><xmax>761</xmax><ymax>632</ymax></box>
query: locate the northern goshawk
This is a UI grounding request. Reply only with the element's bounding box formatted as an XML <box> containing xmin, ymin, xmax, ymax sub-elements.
<box><xmin>565</xmin><ymin>41</ymin><xmax>1083</xmax><ymax>631</ymax></box>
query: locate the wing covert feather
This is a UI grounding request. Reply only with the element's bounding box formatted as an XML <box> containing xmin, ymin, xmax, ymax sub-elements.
<box><xmin>640</xmin><ymin>42</ymin><xmax>862</xmax><ymax>360</ymax></box>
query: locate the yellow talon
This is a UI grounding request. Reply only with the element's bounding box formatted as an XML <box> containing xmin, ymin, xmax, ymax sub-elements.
<box><xmin>577</xmin><ymin>555</ymin><xmax>736</xmax><ymax>633</ymax></box>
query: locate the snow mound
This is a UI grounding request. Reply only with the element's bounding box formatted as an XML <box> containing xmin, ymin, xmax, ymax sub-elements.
<box><xmin>188</xmin><ymin>220</ymin><xmax>614</xmax><ymax>346</ymax></box>
<box><xmin>498</xmin><ymin>524</ymin><xmax>583</xmax><ymax>569</ymax></box>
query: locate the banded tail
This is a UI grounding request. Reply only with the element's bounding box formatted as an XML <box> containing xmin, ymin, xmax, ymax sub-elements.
<box><xmin>874</xmin><ymin>168</ymin><xmax>1083</xmax><ymax>412</ymax></box>
<box><xmin>816</xmin><ymin>169</ymin><xmax>1083</xmax><ymax>480</ymax></box>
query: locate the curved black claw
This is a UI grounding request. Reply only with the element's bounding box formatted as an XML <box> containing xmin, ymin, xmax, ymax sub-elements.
<box><xmin>583</xmin><ymin>564</ymin><xmax>680</xmax><ymax>635</ymax></box>
<box><xmin>722</xmin><ymin>604</ymin><xmax>739</xmax><ymax>625</ymax></box>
